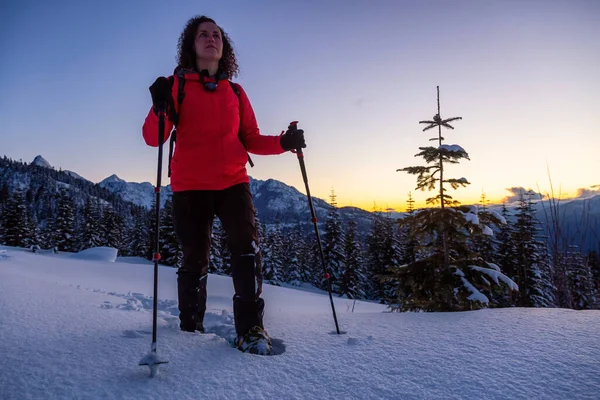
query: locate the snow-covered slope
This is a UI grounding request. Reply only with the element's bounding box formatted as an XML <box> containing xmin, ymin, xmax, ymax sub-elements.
<box><xmin>0</xmin><ymin>245</ymin><xmax>598</xmax><ymax>399</ymax></box>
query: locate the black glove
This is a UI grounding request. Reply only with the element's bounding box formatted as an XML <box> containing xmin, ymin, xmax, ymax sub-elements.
<box><xmin>149</xmin><ymin>76</ymin><xmax>172</xmax><ymax>113</ymax></box>
<box><xmin>280</xmin><ymin>126</ymin><xmax>306</xmax><ymax>151</ymax></box>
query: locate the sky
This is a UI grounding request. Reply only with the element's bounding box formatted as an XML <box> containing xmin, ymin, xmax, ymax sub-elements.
<box><xmin>1</xmin><ymin>0</ymin><xmax>599</xmax><ymax>212</ymax></box>
<box><xmin>1</xmin><ymin>245</ymin><xmax>599</xmax><ymax>398</ymax></box>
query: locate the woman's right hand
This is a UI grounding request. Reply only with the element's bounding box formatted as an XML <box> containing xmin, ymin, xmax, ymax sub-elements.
<box><xmin>149</xmin><ymin>77</ymin><xmax>172</xmax><ymax>113</ymax></box>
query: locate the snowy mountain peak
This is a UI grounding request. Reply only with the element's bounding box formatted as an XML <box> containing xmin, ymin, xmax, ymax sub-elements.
<box><xmin>101</xmin><ymin>174</ymin><xmax>125</xmax><ymax>184</ymax></box>
<box><xmin>32</xmin><ymin>155</ymin><xmax>52</xmax><ymax>168</ymax></box>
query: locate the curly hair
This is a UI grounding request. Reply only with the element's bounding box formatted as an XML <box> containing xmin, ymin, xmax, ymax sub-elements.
<box><xmin>176</xmin><ymin>15</ymin><xmax>239</xmax><ymax>78</ymax></box>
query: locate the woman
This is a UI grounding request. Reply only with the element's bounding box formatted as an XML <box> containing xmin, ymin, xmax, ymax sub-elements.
<box><xmin>142</xmin><ymin>15</ymin><xmax>305</xmax><ymax>355</ymax></box>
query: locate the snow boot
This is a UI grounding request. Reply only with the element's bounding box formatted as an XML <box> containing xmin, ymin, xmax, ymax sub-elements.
<box><xmin>177</xmin><ymin>273</ymin><xmax>207</xmax><ymax>333</ymax></box>
<box><xmin>234</xmin><ymin>326</ymin><xmax>272</xmax><ymax>355</ymax></box>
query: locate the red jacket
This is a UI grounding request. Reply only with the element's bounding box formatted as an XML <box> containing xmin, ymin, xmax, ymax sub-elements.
<box><xmin>142</xmin><ymin>71</ymin><xmax>285</xmax><ymax>191</ymax></box>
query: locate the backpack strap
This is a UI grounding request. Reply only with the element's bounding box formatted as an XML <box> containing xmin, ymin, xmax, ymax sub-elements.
<box><xmin>229</xmin><ymin>81</ymin><xmax>254</xmax><ymax>168</ymax></box>
<box><xmin>167</xmin><ymin>71</ymin><xmax>187</xmax><ymax>177</ymax></box>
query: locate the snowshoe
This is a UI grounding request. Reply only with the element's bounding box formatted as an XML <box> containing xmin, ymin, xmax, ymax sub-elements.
<box><xmin>234</xmin><ymin>326</ymin><xmax>272</xmax><ymax>355</ymax></box>
<box><xmin>180</xmin><ymin>320</ymin><xmax>204</xmax><ymax>333</ymax></box>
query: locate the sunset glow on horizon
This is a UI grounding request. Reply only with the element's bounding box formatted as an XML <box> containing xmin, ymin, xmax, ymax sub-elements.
<box><xmin>1</xmin><ymin>1</ymin><xmax>598</xmax><ymax>212</ymax></box>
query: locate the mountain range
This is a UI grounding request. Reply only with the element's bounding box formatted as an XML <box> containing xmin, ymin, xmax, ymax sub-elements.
<box><xmin>3</xmin><ymin>155</ymin><xmax>599</xmax><ymax>252</ymax></box>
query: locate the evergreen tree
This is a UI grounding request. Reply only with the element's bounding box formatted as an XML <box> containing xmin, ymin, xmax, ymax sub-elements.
<box><xmin>304</xmin><ymin>232</ymin><xmax>321</xmax><ymax>287</ymax></box>
<box><xmin>471</xmin><ymin>192</ymin><xmax>495</xmax><ymax>261</ymax></box>
<box><xmin>322</xmin><ymin>191</ymin><xmax>345</xmax><ymax>293</ymax></box>
<box><xmin>393</xmin><ymin>86</ymin><xmax>516</xmax><ymax>311</ymax></box>
<box><xmin>54</xmin><ymin>188</ymin><xmax>77</xmax><ymax>252</ymax></box>
<box><xmin>565</xmin><ymin>246</ymin><xmax>598</xmax><ymax>309</ymax></box>
<box><xmin>78</xmin><ymin>197</ymin><xmax>103</xmax><ymax>250</ymax></box>
<box><xmin>24</xmin><ymin>206</ymin><xmax>40</xmax><ymax>249</ymax></box>
<box><xmin>209</xmin><ymin>218</ymin><xmax>225</xmax><ymax>274</ymax></box>
<box><xmin>282</xmin><ymin>222</ymin><xmax>304</xmax><ymax>285</ymax></box>
<box><xmin>494</xmin><ymin>203</ymin><xmax>517</xmax><ymax>306</ymax></box>
<box><xmin>1</xmin><ymin>190</ymin><xmax>28</xmax><ymax>247</ymax></box>
<box><xmin>127</xmin><ymin>208</ymin><xmax>151</xmax><ymax>258</ymax></box>
<box><xmin>262</xmin><ymin>217</ymin><xmax>285</xmax><ymax>284</ymax></box>
<box><xmin>588</xmin><ymin>250</ymin><xmax>600</xmax><ymax>292</ymax></box>
<box><xmin>399</xmin><ymin>193</ymin><xmax>418</xmax><ymax>268</ymax></box>
<box><xmin>217</xmin><ymin>218</ymin><xmax>232</xmax><ymax>275</ymax></box>
<box><xmin>364</xmin><ymin>209</ymin><xmax>385</xmax><ymax>300</ymax></box>
<box><xmin>101</xmin><ymin>204</ymin><xmax>124</xmax><ymax>251</ymax></box>
<box><xmin>146</xmin><ymin>198</ymin><xmax>158</xmax><ymax>260</ymax></box>
<box><xmin>159</xmin><ymin>196</ymin><xmax>180</xmax><ymax>266</ymax></box>
<box><xmin>340</xmin><ymin>219</ymin><xmax>366</xmax><ymax>299</ymax></box>
<box><xmin>512</xmin><ymin>191</ymin><xmax>556</xmax><ymax>307</ymax></box>
<box><xmin>0</xmin><ymin>184</ymin><xmax>9</xmax><ymax>211</ymax></box>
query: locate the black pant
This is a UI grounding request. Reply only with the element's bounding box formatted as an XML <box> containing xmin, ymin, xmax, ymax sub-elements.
<box><xmin>172</xmin><ymin>183</ymin><xmax>264</xmax><ymax>336</ymax></box>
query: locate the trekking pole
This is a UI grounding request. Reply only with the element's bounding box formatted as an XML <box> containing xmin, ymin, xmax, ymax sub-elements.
<box><xmin>139</xmin><ymin>101</ymin><xmax>169</xmax><ymax>377</ymax></box>
<box><xmin>289</xmin><ymin>121</ymin><xmax>341</xmax><ymax>334</ymax></box>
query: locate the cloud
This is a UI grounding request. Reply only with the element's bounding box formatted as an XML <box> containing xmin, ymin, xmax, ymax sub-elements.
<box><xmin>575</xmin><ymin>185</ymin><xmax>600</xmax><ymax>199</ymax></box>
<box><xmin>502</xmin><ymin>187</ymin><xmax>544</xmax><ymax>203</ymax></box>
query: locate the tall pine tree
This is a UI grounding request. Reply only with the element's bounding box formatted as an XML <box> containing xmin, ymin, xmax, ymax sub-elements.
<box><xmin>54</xmin><ymin>188</ymin><xmax>77</xmax><ymax>252</ymax></box>
<box><xmin>512</xmin><ymin>191</ymin><xmax>556</xmax><ymax>307</ymax></box>
<box><xmin>340</xmin><ymin>219</ymin><xmax>366</xmax><ymax>299</ymax></box>
<box><xmin>78</xmin><ymin>197</ymin><xmax>103</xmax><ymax>250</ymax></box>
<box><xmin>322</xmin><ymin>190</ymin><xmax>345</xmax><ymax>293</ymax></box>
<box><xmin>159</xmin><ymin>196</ymin><xmax>180</xmax><ymax>266</ymax></box>
<box><xmin>393</xmin><ymin>86</ymin><xmax>516</xmax><ymax>311</ymax></box>
<box><xmin>1</xmin><ymin>190</ymin><xmax>28</xmax><ymax>247</ymax></box>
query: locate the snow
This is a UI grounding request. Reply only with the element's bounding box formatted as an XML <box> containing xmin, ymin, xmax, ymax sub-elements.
<box><xmin>455</xmin><ymin>268</ymin><xmax>490</xmax><ymax>304</ymax></box>
<box><xmin>482</xmin><ymin>224</ymin><xmax>494</xmax><ymax>236</ymax></box>
<box><xmin>486</xmin><ymin>262</ymin><xmax>502</xmax><ymax>272</ymax></box>
<box><xmin>31</xmin><ymin>155</ymin><xmax>52</xmax><ymax>168</ymax></box>
<box><xmin>469</xmin><ymin>265</ymin><xmax>519</xmax><ymax>291</ymax></box>
<box><xmin>64</xmin><ymin>170</ymin><xmax>89</xmax><ymax>182</ymax></box>
<box><xmin>70</xmin><ymin>247</ymin><xmax>118</xmax><ymax>262</ymax></box>
<box><xmin>464</xmin><ymin>212</ymin><xmax>480</xmax><ymax>225</ymax></box>
<box><xmin>1</xmin><ymin>246</ymin><xmax>599</xmax><ymax>399</ymax></box>
<box><xmin>490</xmin><ymin>210</ymin><xmax>507</xmax><ymax>225</ymax></box>
<box><xmin>438</xmin><ymin>144</ymin><xmax>466</xmax><ymax>153</ymax></box>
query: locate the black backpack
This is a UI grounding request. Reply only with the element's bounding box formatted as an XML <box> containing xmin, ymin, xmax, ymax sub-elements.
<box><xmin>167</xmin><ymin>69</ymin><xmax>254</xmax><ymax>177</ymax></box>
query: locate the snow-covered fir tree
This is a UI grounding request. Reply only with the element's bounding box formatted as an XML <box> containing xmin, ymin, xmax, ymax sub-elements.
<box><xmin>282</xmin><ymin>221</ymin><xmax>304</xmax><ymax>285</ymax></box>
<box><xmin>340</xmin><ymin>219</ymin><xmax>366</xmax><ymax>299</ymax></box>
<box><xmin>393</xmin><ymin>86</ymin><xmax>516</xmax><ymax>312</ymax></box>
<box><xmin>304</xmin><ymin>232</ymin><xmax>321</xmax><ymax>287</ymax></box>
<box><xmin>78</xmin><ymin>198</ymin><xmax>103</xmax><ymax>251</ymax></box>
<box><xmin>101</xmin><ymin>204</ymin><xmax>124</xmax><ymax>252</ymax></box>
<box><xmin>471</xmin><ymin>192</ymin><xmax>495</xmax><ymax>261</ymax></box>
<box><xmin>24</xmin><ymin>205</ymin><xmax>39</xmax><ymax>249</ymax></box>
<box><xmin>0</xmin><ymin>184</ymin><xmax>9</xmax><ymax>213</ymax></box>
<box><xmin>322</xmin><ymin>190</ymin><xmax>345</xmax><ymax>293</ymax></box>
<box><xmin>126</xmin><ymin>207</ymin><xmax>151</xmax><ymax>258</ymax></box>
<box><xmin>208</xmin><ymin>218</ymin><xmax>225</xmax><ymax>274</ymax></box>
<box><xmin>217</xmin><ymin>218</ymin><xmax>232</xmax><ymax>275</ymax></box>
<box><xmin>493</xmin><ymin>203</ymin><xmax>517</xmax><ymax>306</ymax></box>
<box><xmin>54</xmin><ymin>188</ymin><xmax>77</xmax><ymax>252</ymax></box>
<box><xmin>512</xmin><ymin>191</ymin><xmax>556</xmax><ymax>307</ymax></box>
<box><xmin>588</xmin><ymin>250</ymin><xmax>600</xmax><ymax>293</ymax></box>
<box><xmin>564</xmin><ymin>246</ymin><xmax>598</xmax><ymax>309</ymax></box>
<box><xmin>159</xmin><ymin>196</ymin><xmax>180</xmax><ymax>266</ymax></box>
<box><xmin>364</xmin><ymin>209</ymin><xmax>386</xmax><ymax>300</ymax></box>
<box><xmin>1</xmin><ymin>190</ymin><xmax>28</xmax><ymax>247</ymax></box>
<box><xmin>145</xmin><ymin>199</ymin><xmax>158</xmax><ymax>260</ymax></box>
<box><xmin>262</xmin><ymin>217</ymin><xmax>285</xmax><ymax>285</ymax></box>
<box><xmin>399</xmin><ymin>193</ymin><xmax>418</xmax><ymax>268</ymax></box>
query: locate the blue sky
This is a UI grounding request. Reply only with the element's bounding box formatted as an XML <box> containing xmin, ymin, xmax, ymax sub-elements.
<box><xmin>1</xmin><ymin>0</ymin><xmax>598</xmax><ymax>210</ymax></box>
